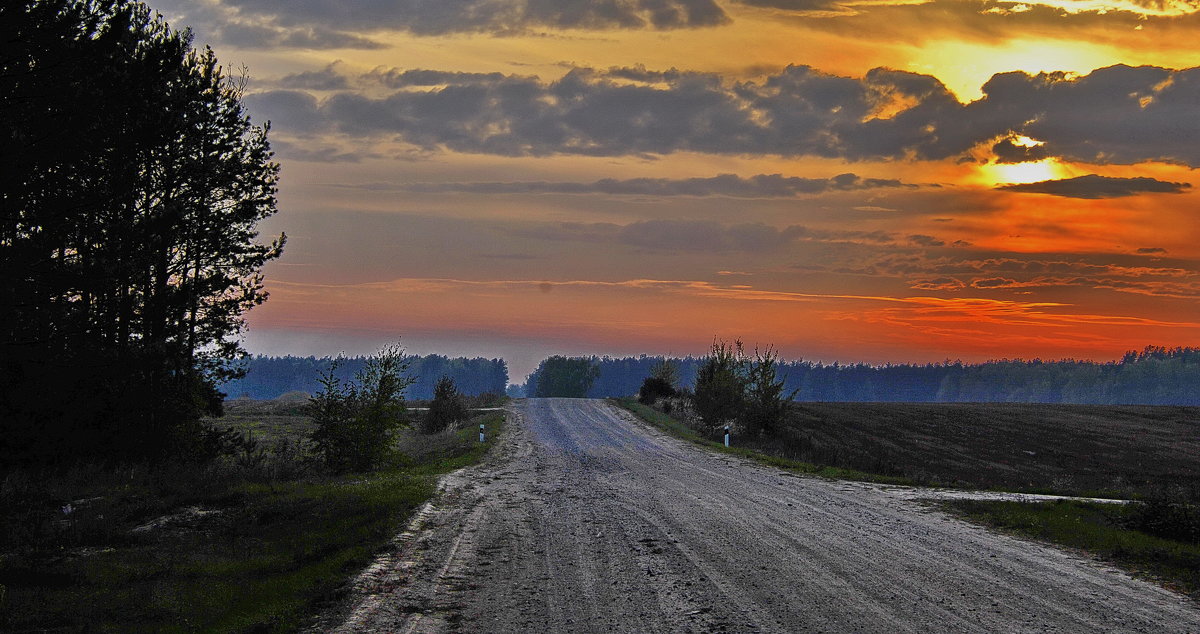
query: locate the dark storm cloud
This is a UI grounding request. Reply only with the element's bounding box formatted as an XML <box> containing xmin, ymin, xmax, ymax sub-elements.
<box><xmin>248</xmin><ymin>64</ymin><xmax>1200</xmax><ymax>166</ymax></box>
<box><xmin>399</xmin><ymin>173</ymin><xmax>913</xmax><ymax>197</ymax></box>
<box><xmin>996</xmin><ymin>174</ymin><xmax>1192</xmax><ymax>198</ymax></box>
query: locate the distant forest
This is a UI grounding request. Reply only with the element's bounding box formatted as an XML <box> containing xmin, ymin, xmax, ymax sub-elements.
<box><xmin>221</xmin><ymin>355</ymin><xmax>509</xmax><ymax>400</ymax></box>
<box><xmin>522</xmin><ymin>346</ymin><xmax>1200</xmax><ymax>405</ymax></box>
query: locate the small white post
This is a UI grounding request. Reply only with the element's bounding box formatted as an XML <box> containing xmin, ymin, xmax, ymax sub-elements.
<box><xmin>724</xmin><ymin>425</ymin><xmax>730</xmax><ymax>448</ymax></box>
<box><xmin>479</xmin><ymin>423</ymin><xmax>486</xmax><ymax>443</ymax></box>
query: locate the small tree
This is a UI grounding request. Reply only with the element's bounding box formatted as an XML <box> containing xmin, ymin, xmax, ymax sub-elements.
<box><xmin>638</xmin><ymin>359</ymin><xmax>678</xmax><ymax>404</ymax></box>
<box><xmin>422</xmin><ymin>375</ymin><xmax>467</xmax><ymax>434</ymax></box>
<box><xmin>309</xmin><ymin>345</ymin><xmax>414</xmax><ymax>473</ymax></box>
<box><xmin>742</xmin><ymin>345</ymin><xmax>796</xmax><ymax>436</ymax></box>
<box><xmin>692</xmin><ymin>339</ymin><xmax>747</xmax><ymax>434</ymax></box>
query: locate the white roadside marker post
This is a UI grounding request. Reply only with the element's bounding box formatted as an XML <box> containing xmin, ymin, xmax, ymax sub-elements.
<box><xmin>724</xmin><ymin>425</ymin><xmax>730</xmax><ymax>448</ymax></box>
<box><xmin>479</xmin><ymin>423</ymin><xmax>486</xmax><ymax>443</ymax></box>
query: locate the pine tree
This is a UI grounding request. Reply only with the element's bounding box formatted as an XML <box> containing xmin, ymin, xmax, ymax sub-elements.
<box><xmin>1</xmin><ymin>0</ymin><xmax>283</xmax><ymax>463</ymax></box>
<box><xmin>423</xmin><ymin>375</ymin><xmax>467</xmax><ymax>434</ymax></box>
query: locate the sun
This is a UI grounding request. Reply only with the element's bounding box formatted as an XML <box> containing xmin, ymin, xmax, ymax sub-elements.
<box><xmin>977</xmin><ymin>158</ymin><xmax>1070</xmax><ymax>187</ymax></box>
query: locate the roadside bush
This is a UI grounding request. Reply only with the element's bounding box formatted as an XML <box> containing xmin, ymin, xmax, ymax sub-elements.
<box><xmin>638</xmin><ymin>359</ymin><xmax>679</xmax><ymax>405</ymax></box>
<box><xmin>1126</xmin><ymin>488</ymin><xmax>1200</xmax><ymax>543</ymax></box>
<box><xmin>692</xmin><ymin>339</ymin><xmax>748</xmax><ymax>434</ymax></box>
<box><xmin>421</xmin><ymin>376</ymin><xmax>467</xmax><ymax>434</ymax></box>
<box><xmin>308</xmin><ymin>345</ymin><xmax>415</xmax><ymax>473</ymax></box>
<box><xmin>638</xmin><ymin>377</ymin><xmax>676</xmax><ymax>405</ymax></box>
<box><xmin>742</xmin><ymin>345</ymin><xmax>796</xmax><ymax>436</ymax></box>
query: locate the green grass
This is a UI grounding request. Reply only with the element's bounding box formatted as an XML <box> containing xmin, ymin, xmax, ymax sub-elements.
<box><xmin>943</xmin><ymin>499</ymin><xmax>1200</xmax><ymax>598</ymax></box>
<box><xmin>0</xmin><ymin>410</ymin><xmax>505</xmax><ymax>633</ymax></box>
<box><xmin>613</xmin><ymin>398</ymin><xmax>914</xmax><ymax>486</ymax></box>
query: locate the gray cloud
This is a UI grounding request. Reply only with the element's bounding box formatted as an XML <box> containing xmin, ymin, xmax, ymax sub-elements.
<box><xmin>996</xmin><ymin>174</ymin><xmax>1192</xmax><ymax>198</ymax></box>
<box><xmin>364</xmin><ymin>68</ymin><xmax>512</xmax><ymax>88</ymax></box>
<box><xmin>909</xmin><ymin>277</ymin><xmax>966</xmax><ymax>291</ymax></box>
<box><xmin>216</xmin><ymin>0</ymin><xmax>728</xmax><ymax>37</ymax></box>
<box><xmin>739</xmin><ymin>0</ymin><xmax>1200</xmax><ymax>17</ymax></box>
<box><xmin>855</xmin><ymin>251</ymin><xmax>1200</xmax><ymax>297</ymax></box>
<box><xmin>243</xmin><ymin>90</ymin><xmax>324</xmax><ymax>132</ymax></box>
<box><xmin>279</xmin><ymin>63</ymin><xmax>352</xmax><ymax>90</ymax></box>
<box><xmin>516</xmin><ymin>220</ymin><xmax>799</xmax><ymax>251</ymax></box>
<box><xmin>963</xmin><ymin>276</ymin><xmax>1200</xmax><ymax>298</ymax></box>
<box><xmin>154</xmin><ymin>0</ymin><xmax>728</xmax><ymax>51</ymax></box>
<box><xmin>1137</xmin><ymin>247</ymin><xmax>1168</xmax><ymax>255</ymax></box>
<box><xmin>246</xmin><ymin>64</ymin><xmax>1200</xmax><ymax>166</ymax></box>
<box><xmin>991</xmin><ymin>137</ymin><xmax>1049</xmax><ymax>163</ymax></box>
<box><xmin>513</xmin><ymin>219</ymin><xmax>901</xmax><ymax>252</ymax></box>
<box><xmin>397</xmin><ymin>173</ymin><xmax>913</xmax><ymax>197</ymax></box>
<box><xmin>157</xmin><ymin>0</ymin><xmax>1200</xmax><ymax>52</ymax></box>
<box><xmin>908</xmin><ymin>234</ymin><xmax>946</xmax><ymax>247</ymax></box>
<box><xmin>268</xmin><ymin>139</ymin><xmax>372</xmax><ymax>162</ymax></box>
<box><xmin>971</xmin><ymin>277</ymin><xmax>1019</xmax><ymax>289</ymax></box>
<box><xmin>161</xmin><ymin>2</ymin><xmax>387</xmax><ymax>50</ymax></box>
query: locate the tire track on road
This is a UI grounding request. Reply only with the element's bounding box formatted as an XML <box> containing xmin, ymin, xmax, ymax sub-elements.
<box><xmin>324</xmin><ymin>398</ymin><xmax>1200</xmax><ymax>632</ymax></box>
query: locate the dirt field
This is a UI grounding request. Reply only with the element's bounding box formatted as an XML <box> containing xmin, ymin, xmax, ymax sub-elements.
<box><xmin>315</xmin><ymin>398</ymin><xmax>1200</xmax><ymax>632</ymax></box>
<box><xmin>762</xmin><ymin>402</ymin><xmax>1200</xmax><ymax>495</ymax></box>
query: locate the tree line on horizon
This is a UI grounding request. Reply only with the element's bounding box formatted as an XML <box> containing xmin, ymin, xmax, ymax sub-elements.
<box><xmin>519</xmin><ymin>346</ymin><xmax>1200</xmax><ymax>405</ymax></box>
<box><xmin>221</xmin><ymin>354</ymin><xmax>509</xmax><ymax>400</ymax></box>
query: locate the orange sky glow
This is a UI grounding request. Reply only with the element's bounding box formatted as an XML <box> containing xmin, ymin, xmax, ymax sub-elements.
<box><xmin>154</xmin><ymin>0</ymin><xmax>1200</xmax><ymax>378</ymax></box>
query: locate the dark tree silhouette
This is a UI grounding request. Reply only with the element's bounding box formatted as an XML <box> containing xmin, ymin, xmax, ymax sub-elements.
<box><xmin>692</xmin><ymin>339</ymin><xmax>747</xmax><ymax>433</ymax></box>
<box><xmin>421</xmin><ymin>375</ymin><xmax>467</xmax><ymax>434</ymax></box>
<box><xmin>742</xmin><ymin>345</ymin><xmax>795</xmax><ymax>436</ymax></box>
<box><xmin>513</xmin><ymin>346</ymin><xmax>1200</xmax><ymax>406</ymax></box>
<box><xmin>0</xmin><ymin>0</ymin><xmax>283</xmax><ymax>464</ymax></box>
<box><xmin>218</xmin><ymin>354</ymin><xmax>509</xmax><ymax>399</ymax></box>
<box><xmin>528</xmin><ymin>356</ymin><xmax>600</xmax><ymax>398</ymax></box>
<box><xmin>637</xmin><ymin>359</ymin><xmax>678</xmax><ymax>405</ymax></box>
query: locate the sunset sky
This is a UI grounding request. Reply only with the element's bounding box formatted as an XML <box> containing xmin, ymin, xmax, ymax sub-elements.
<box><xmin>154</xmin><ymin>0</ymin><xmax>1200</xmax><ymax>380</ymax></box>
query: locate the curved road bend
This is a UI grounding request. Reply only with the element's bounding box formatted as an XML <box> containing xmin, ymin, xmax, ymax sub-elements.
<box><xmin>325</xmin><ymin>398</ymin><xmax>1200</xmax><ymax>633</ymax></box>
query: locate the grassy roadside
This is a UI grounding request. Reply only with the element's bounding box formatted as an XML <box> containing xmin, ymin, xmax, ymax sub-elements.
<box><xmin>612</xmin><ymin>398</ymin><xmax>914</xmax><ymax>486</ymax></box>
<box><xmin>942</xmin><ymin>499</ymin><xmax>1200</xmax><ymax>599</ymax></box>
<box><xmin>0</xmin><ymin>410</ymin><xmax>505</xmax><ymax>633</ymax></box>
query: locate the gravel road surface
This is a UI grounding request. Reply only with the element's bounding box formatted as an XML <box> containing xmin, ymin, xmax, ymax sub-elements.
<box><xmin>321</xmin><ymin>398</ymin><xmax>1200</xmax><ymax>632</ymax></box>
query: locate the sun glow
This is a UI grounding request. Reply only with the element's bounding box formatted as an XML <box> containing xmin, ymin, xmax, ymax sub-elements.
<box><xmin>912</xmin><ymin>39</ymin><xmax>1119</xmax><ymax>101</ymax></box>
<box><xmin>979</xmin><ymin>159</ymin><xmax>1069</xmax><ymax>186</ymax></box>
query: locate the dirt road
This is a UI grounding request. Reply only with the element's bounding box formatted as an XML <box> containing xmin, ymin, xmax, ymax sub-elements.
<box><xmin>322</xmin><ymin>398</ymin><xmax>1200</xmax><ymax>632</ymax></box>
